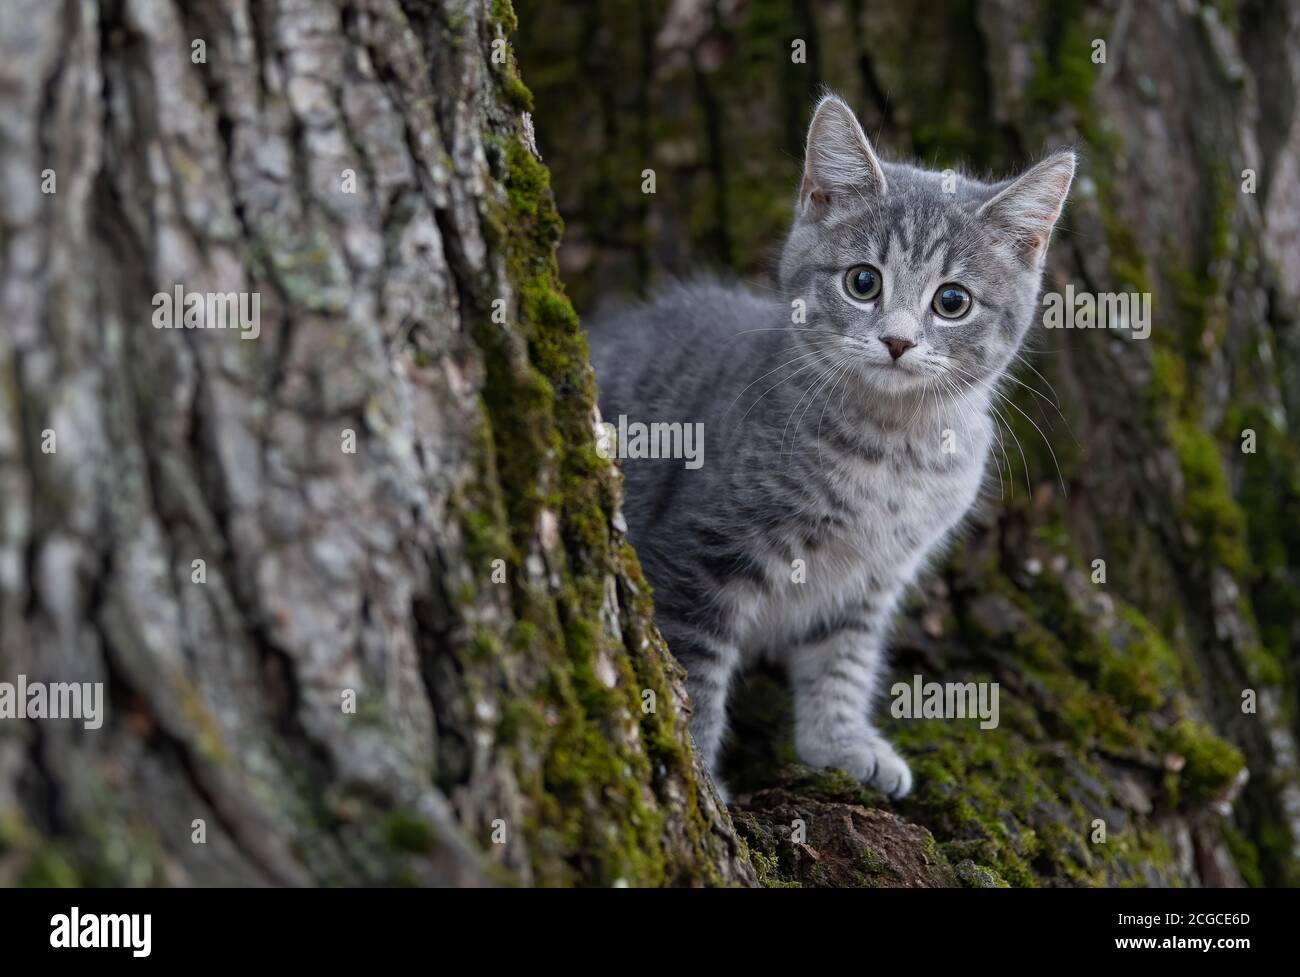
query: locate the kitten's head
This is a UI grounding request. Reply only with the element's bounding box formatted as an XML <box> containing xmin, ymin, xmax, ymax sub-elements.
<box><xmin>779</xmin><ymin>93</ymin><xmax>1075</xmax><ymax>398</ymax></box>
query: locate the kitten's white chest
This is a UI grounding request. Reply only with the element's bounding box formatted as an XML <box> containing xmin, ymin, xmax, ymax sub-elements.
<box><xmin>739</xmin><ymin>430</ymin><xmax>988</xmax><ymax>653</ymax></box>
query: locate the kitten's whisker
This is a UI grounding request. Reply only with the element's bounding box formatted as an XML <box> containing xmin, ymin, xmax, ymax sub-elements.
<box><xmin>946</xmin><ymin>366</ymin><xmax>1024</xmax><ymax>496</ymax></box>
<box><xmin>807</xmin><ymin>361</ymin><xmax>856</xmax><ymax>463</ymax></box>
<box><xmin>741</xmin><ymin>345</ymin><xmax>855</xmax><ymax>426</ymax></box>
<box><xmin>949</xmin><ymin>362</ymin><xmax>1068</xmax><ymax>496</ymax></box>
<box><xmin>790</xmin><ymin>360</ymin><xmax>848</xmax><ymax>458</ymax></box>
<box><xmin>989</xmin><ymin>357</ymin><xmax>1080</xmax><ymax>454</ymax></box>
<box><xmin>985</xmin><ymin>403</ymin><xmax>1027</xmax><ymax>498</ymax></box>
<box><xmin>949</xmin><ymin>371</ymin><xmax>1028</xmax><ymax>497</ymax></box>
<box><xmin>738</xmin><ymin>357</ymin><xmax>834</xmax><ymax>424</ymax></box>
<box><xmin>924</xmin><ymin>378</ymin><xmax>938</xmax><ymax>441</ymax></box>
<box><xmin>903</xmin><ymin>371</ymin><xmax>932</xmax><ymax>430</ymax></box>
<box><xmin>1011</xmin><ymin>351</ymin><xmax>1064</xmax><ymax>409</ymax></box>
<box><xmin>836</xmin><ymin>361</ymin><xmax>860</xmax><ymax>427</ymax></box>
<box><xmin>939</xmin><ymin>374</ymin><xmax>1003</xmax><ymax>501</ymax></box>
<box><xmin>937</xmin><ymin>374</ymin><xmax>971</xmax><ymax>442</ymax></box>
<box><xmin>724</xmin><ymin>342</ymin><xmax>853</xmax><ymax>418</ymax></box>
<box><xmin>1007</xmin><ymin>353</ymin><xmax>1080</xmax><ymax>453</ymax></box>
<box><xmin>730</xmin><ymin>327</ymin><xmax>834</xmax><ymax>338</ymax></box>
<box><xmin>996</xmin><ymin>367</ymin><xmax>1067</xmax><ymax>417</ymax></box>
<box><xmin>995</xmin><ymin>386</ymin><xmax>1069</xmax><ymax>496</ymax></box>
<box><xmin>782</xmin><ymin>359</ymin><xmax>845</xmax><ymax>462</ymax></box>
<box><xmin>728</xmin><ymin>327</ymin><xmax>877</xmax><ymax>356</ymax></box>
<box><xmin>739</xmin><ymin>277</ymin><xmax>783</xmax><ymax>294</ymax></box>
<box><xmin>817</xmin><ymin>362</ymin><xmax>855</xmax><ymax>465</ymax></box>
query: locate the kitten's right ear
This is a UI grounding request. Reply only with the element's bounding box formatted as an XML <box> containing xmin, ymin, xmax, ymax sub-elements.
<box><xmin>798</xmin><ymin>94</ymin><xmax>887</xmax><ymax>217</ymax></box>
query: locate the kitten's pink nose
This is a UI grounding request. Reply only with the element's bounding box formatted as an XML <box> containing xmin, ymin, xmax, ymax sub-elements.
<box><xmin>881</xmin><ymin>336</ymin><xmax>916</xmax><ymax>360</ymax></box>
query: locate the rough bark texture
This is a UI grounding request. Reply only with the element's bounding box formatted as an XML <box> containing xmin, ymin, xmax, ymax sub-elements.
<box><xmin>0</xmin><ymin>0</ymin><xmax>752</xmax><ymax>887</ymax></box>
<box><xmin>516</xmin><ymin>0</ymin><xmax>1300</xmax><ymax>886</ymax></box>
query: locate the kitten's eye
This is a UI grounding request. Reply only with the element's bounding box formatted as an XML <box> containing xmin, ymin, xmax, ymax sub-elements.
<box><xmin>844</xmin><ymin>265</ymin><xmax>882</xmax><ymax>301</ymax></box>
<box><xmin>933</xmin><ymin>284</ymin><xmax>972</xmax><ymax>320</ymax></box>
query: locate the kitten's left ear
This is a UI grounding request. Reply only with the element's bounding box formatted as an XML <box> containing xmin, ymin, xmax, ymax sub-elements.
<box><xmin>798</xmin><ymin>93</ymin><xmax>888</xmax><ymax>217</ymax></box>
<box><xmin>977</xmin><ymin>150</ymin><xmax>1077</xmax><ymax>265</ymax></box>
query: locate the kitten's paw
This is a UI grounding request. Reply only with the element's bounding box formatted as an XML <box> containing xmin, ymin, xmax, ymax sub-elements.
<box><xmin>860</xmin><ymin>736</ymin><xmax>913</xmax><ymax>798</ymax></box>
<box><xmin>801</xmin><ymin>734</ymin><xmax>913</xmax><ymax>799</ymax></box>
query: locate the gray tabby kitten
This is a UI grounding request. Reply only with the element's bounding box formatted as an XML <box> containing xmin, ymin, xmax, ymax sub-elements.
<box><xmin>589</xmin><ymin>94</ymin><xmax>1074</xmax><ymax>798</ymax></box>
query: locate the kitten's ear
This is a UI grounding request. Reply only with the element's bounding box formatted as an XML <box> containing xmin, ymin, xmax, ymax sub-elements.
<box><xmin>977</xmin><ymin>150</ymin><xmax>1077</xmax><ymax>265</ymax></box>
<box><xmin>798</xmin><ymin>94</ymin><xmax>887</xmax><ymax>217</ymax></box>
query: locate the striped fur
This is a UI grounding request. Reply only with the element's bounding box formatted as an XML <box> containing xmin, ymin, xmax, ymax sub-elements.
<box><xmin>588</xmin><ymin>95</ymin><xmax>1074</xmax><ymax>798</ymax></box>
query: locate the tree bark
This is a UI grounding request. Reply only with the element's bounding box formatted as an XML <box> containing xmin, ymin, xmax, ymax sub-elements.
<box><xmin>0</xmin><ymin>0</ymin><xmax>751</xmax><ymax>887</ymax></box>
<box><xmin>517</xmin><ymin>0</ymin><xmax>1300</xmax><ymax>887</ymax></box>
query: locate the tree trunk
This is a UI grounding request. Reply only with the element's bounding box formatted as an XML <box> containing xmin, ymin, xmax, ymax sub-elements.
<box><xmin>0</xmin><ymin>0</ymin><xmax>751</xmax><ymax>887</ymax></box>
<box><xmin>516</xmin><ymin>0</ymin><xmax>1300</xmax><ymax>887</ymax></box>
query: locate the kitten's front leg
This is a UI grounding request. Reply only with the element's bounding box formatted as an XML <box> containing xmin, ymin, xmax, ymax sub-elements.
<box><xmin>787</xmin><ymin>619</ymin><xmax>913</xmax><ymax>798</ymax></box>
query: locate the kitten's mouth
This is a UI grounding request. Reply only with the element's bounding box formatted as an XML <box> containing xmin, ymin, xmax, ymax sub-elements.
<box><xmin>863</xmin><ymin>358</ymin><xmax>930</xmax><ymax>390</ymax></box>
<box><xmin>872</xmin><ymin>358</ymin><xmax>923</xmax><ymax>377</ymax></box>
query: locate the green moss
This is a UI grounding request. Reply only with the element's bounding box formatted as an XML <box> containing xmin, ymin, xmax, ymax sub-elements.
<box><xmin>1026</xmin><ymin>10</ymin><xmax>1096</xmax><ymax>120</ymax></box>
<box><xmin>487</xmin><ymin>0</ymin><xmax>533</xmax><ymax>111</ymax></box>
<box><xmin>876</xmin><ymin>535</ymin><xmax>1245</xmax><ymax>886</ymax></box>
<box><xmin>726</xmin><ymin>619</ymin><xmax>1185</xmax><ymax>886</ymax></box>
<box><xmin>955</xmin><ymin>860</ymin><xmax>1010</xmax><ymax>888</ymax></box>
<box><xmin>1159</xmin><ymin>720</ymin><xmax>1245</xmax><ymax>809</ymax></box>
<box><xmin>1011</xmin><ymin>563</ymin><xmax>1186</xmax><ymax>720</ymax></box>
<box><xmin>384</xmin><ymin>811</ymin><xmax>438</xmax><ymax>854</ymax></box>
<box><xmin>2</xmin><ymin>809</ymin><xmax>82</xmax><ymax>886</ymax></box>
<box><xmin>436</xmin><ymin>13</ymin><xmax>738</xmax><ymax>883</ymax></box>
<box><xmin>895</xmin><ymin>713</ymin><xmax>1051</xmax><ymax>887</ymax></box>
<box><xmin>1103</xmin><ymin>210</ymin><xmax>1154</xmax><ymax>296</ymax></box>
<box><xmin>1094</xmin><ymin>609</ymin><xmax>1185</xmax><ymax>713</ymax></box>
<box><xmin>732</xmin><ymin>818</ymin><xmax>802</xmax><ymax>888</ymax></box>
<box><xmin>18</xmin><ymin>846</ymin><xmax>82</xmax><ymax>887</ymax></box>
<box><xmin>1256</xmin><ymin>817</ymin><xmax>1299</xmax><ymax>887</ymax></box>
<box><xmin>1221</xmin><ymin>821</ymin><xmax>1263</xmax><ymax>888</ymax></box>
<box><xmin>1169</xmin><ymin>421</ymin><xmax>1249</xmax><ymax>574</ymax></box>
<box><xmin>1230</xmin><ymin>406</ymin><xmax>1300</xmax><ymax>681</ymax></box>
<box><xmin>783</xmin><ymin>766</ymin><xmax>882</xmax><ymax>806</ymax></box>
<box><xmin>489</xmin><ymin>0</ymin><xmax>519</xmax><ymax>36</ymax></box>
